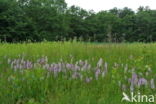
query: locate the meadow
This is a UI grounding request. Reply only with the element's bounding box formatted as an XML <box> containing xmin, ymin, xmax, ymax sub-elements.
<box><xmin>0</xmin><ymin>42</ymin><xmax>156</xmax><ymax>104</ymax></box>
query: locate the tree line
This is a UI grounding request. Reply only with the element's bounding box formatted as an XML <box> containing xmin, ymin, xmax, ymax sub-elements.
<box><xmin>0</xmin><ymin>0</ymin><xmax>156</xmax><ymax>42</ymax></box>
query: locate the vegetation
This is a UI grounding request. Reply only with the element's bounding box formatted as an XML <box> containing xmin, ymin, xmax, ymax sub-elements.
<box><xmin>0</xmin><ymin>0</ymin><xmax>156</xmax><ymax>42</ymax></box>
<box><xmin>0</xmin><ymin>42</ymin><xmax>156</xmax><ymax>104</ymax></box>
<box><xmin>0</xmin><ymin>0</ymin><xmax>156</xmax><ymax>104</ymax></box>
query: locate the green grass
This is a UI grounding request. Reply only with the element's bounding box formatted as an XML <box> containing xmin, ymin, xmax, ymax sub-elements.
<box><xmin>0</xmin><ymin>42</ymin><xmax>156</xmax><ymax>104</ymax></box>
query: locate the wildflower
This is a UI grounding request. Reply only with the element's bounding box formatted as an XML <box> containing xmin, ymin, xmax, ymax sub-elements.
<box><xmin>131</xmin><ymin>73</ymin><xmax>138</xmax><ymax>85</ymax></box>
<box><xmin>81</xmin><ymin>62</ymin><xmax>90</xmax><ymax>71</ymax></box>
<box><xmin>97</xmin><ymin>58</ymin><xmax>103</xmax><ymax>67</ymax></box>
<box><xmin>37</xmin><ymin>56</ymin><xmax>48</xmax><ymax>65</ymax></box>
<box><xmin>79</xmin><ymin>60</ymin><xmax>85</xmax><ymax>66</ymax></box>
<box><xmin>66</xmin><ymin>63</ymin><xmax>74</xmax><ymax>69</ymax></box>
<box><xmin>7</xmin><ymin>58</ymin><xmax>11</xmax><ymax>64</ymax></box>
<box><xmin>72</xmin><ymin>72</ymin><xmax>82</xmax><ymax>79</ymax></box>
<box><xmin>147</xmin><ymin>67</ymin><xmax>152</xmax><ymax>72</ymax></box>
<box><xmin>104</xmin><ymin>62</ymin><xmax>108</xmax><ymax>74</ymax></box>
<box><xmin>130</xmin><ymin>83</ymin><xmax>134</xmax><ymax>91</ymax></box>
<box><xmin>85</xmin><ymin>77</ymin><xmax>92</xmax><ymax>83</ymax></box>
<box><xmin>145</xmin><ymin>72</ymin><xmax>149</xmax><ymax>77</ymax></box>
<box><xmin>101</xmin><ymin>71</ymin><xmax>105</xmax><ymax>77</ymax></box>
<box><xmin>95</xmin><ymin>68</ymin><xmax>101</xmax><ymax>80</ymax></box>
<box><xmin>43</xmin><ymin>64</ymin><xmax>50</xmax><ymax>69</ymax></box>
<box><xmin>137</xmin><ymin>78</ymin><xmax>148</xmax><ymax>87</ymax></box>
<box><xmin>150</xmin><ymin>79</ymin><xmax>155</xmax><ymax>89</ymax></box>
<box><xmin>129</xmin><ymin>73</ymin><xmax>138</xmax><ymax>91</ymax></box>
<box><xmin>74</xmin><ymin>65</ymin><xmax>80</xmax><ymax>71</ymax></box>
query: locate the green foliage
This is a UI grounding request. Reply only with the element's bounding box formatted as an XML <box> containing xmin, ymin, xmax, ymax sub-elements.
<box><xmin>0</xmin><ymin>0</ymin><xmax>156</xmax><ymax>42</ymax></box>
<box><xmin>0</xmin><ymin>42</ymin><xmax>156</xmax><ymax>104</ymax></box>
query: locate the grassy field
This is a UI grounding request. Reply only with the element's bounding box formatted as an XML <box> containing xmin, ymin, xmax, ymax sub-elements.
<box><xmin>0</xmin><ymin>42</ymin><xmax>156</xmax><ymax>104</ymax></box>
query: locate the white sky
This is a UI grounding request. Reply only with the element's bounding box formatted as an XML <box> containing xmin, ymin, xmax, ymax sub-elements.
<box><xmin>65</xmin><ymin>0</ymin><xmax>156</xmax><ymax>12</ymax></box>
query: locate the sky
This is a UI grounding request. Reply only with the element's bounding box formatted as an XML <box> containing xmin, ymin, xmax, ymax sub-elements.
<box><xmin>65</xmin><ymin>0</ymin><xmax>156</xmax><ymax>12</ymax></box>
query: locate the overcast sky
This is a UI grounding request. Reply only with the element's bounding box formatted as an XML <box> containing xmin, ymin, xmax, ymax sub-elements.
<box><xmin>65</xmin><ymin>0</ymin><xmax>156</xmax><ymax>12</ymax></box>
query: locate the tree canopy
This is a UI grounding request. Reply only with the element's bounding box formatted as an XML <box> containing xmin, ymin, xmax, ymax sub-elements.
<box><xmin>0</xmin><ymin>0</ymin><xmax>156</xmax><ymax>42</ymax></box>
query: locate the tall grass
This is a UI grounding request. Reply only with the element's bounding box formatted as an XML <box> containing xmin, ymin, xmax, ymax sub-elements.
<box><xmin>0</xmin><ymin>42</ymin><xmax>156</xmax><ymax>104</ymax></box>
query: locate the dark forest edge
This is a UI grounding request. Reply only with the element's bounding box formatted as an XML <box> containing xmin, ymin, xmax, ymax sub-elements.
<box><xmin>0</xmin><ymin>0</ymin><xmax>156</xmax><ymax>43</ymax></box>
